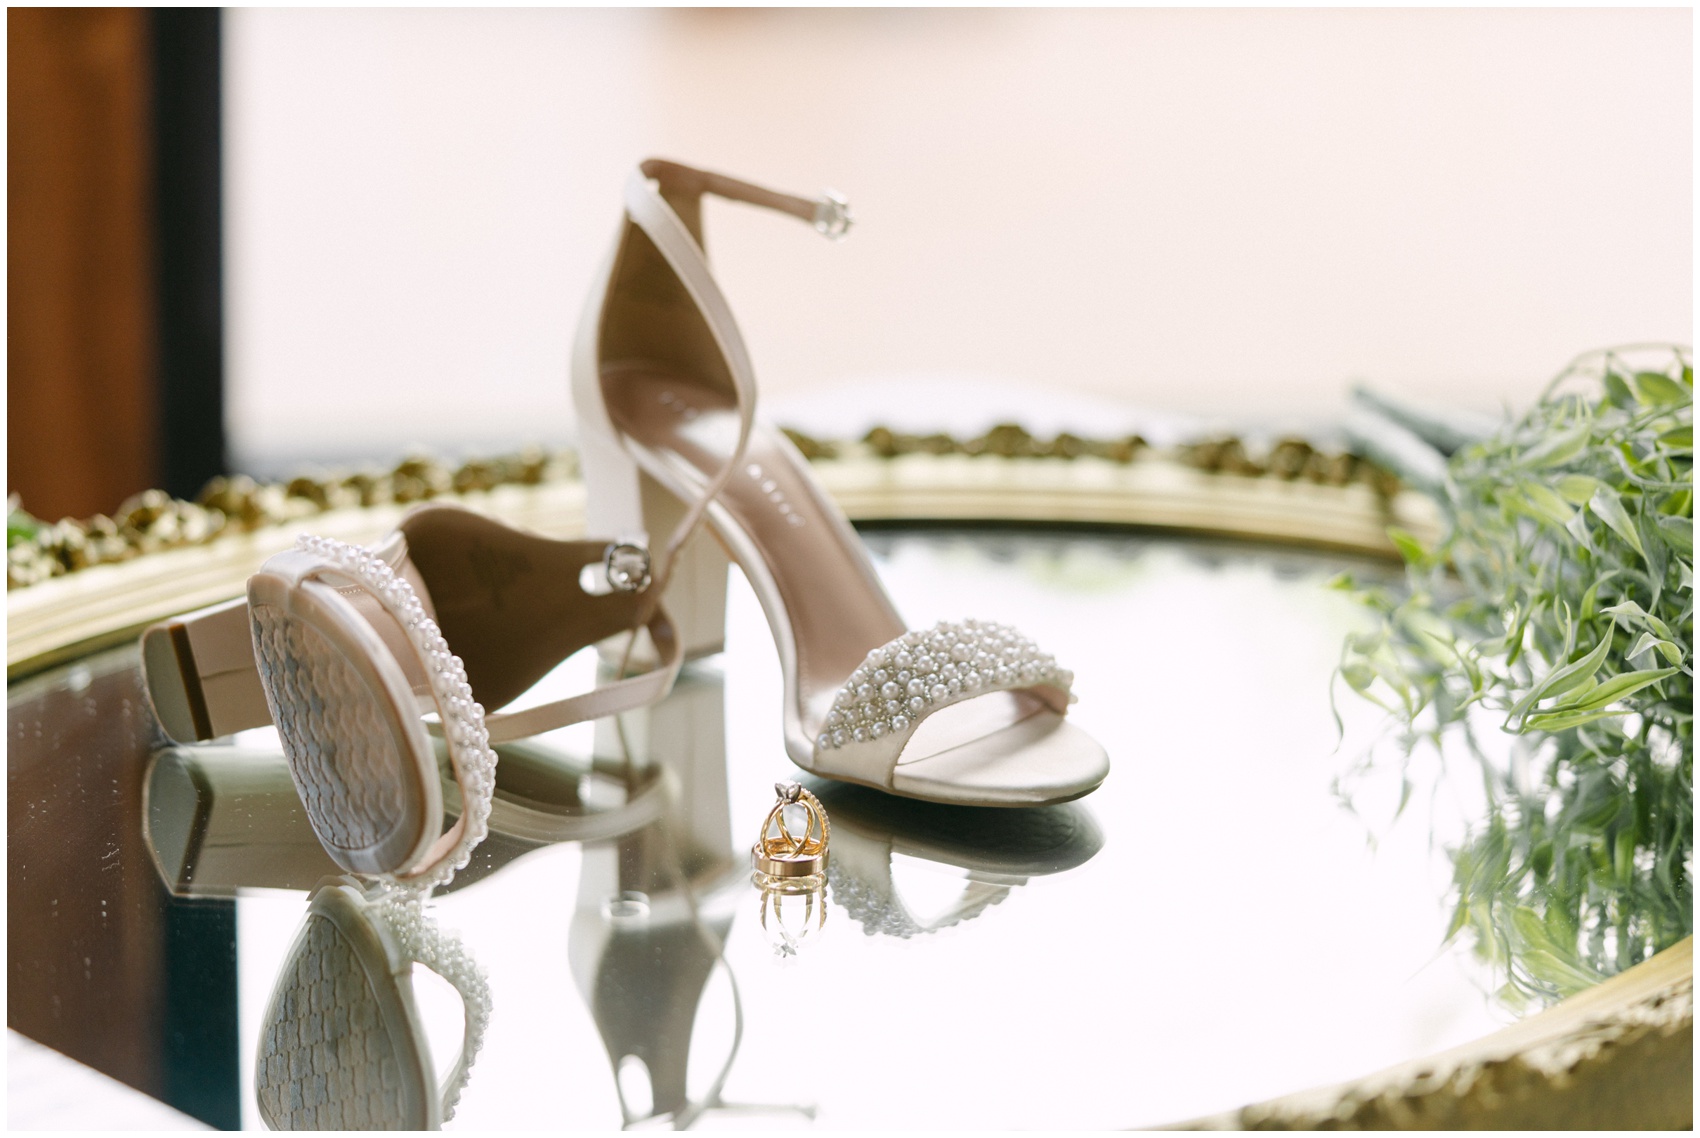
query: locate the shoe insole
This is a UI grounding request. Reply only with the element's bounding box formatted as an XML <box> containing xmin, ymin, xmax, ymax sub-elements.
<box><xmin>604</xmin><ymin>365</ymin><xmax>1054</xmax><ymax>763</ymax></box>
<box><xmin>398</xmin><ymin>507</ymin><xmax>653</xmax><ymax>713</ymax></box>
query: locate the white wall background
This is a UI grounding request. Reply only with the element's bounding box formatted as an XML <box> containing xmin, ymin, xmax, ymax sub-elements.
<box><xmin>225</xmin><ymin>8</ymin><xmax>1692</xmax><ymax>473</ymax></box>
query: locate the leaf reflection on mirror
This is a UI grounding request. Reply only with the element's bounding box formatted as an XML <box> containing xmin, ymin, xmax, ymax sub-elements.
<box><xmin>1338</xmin><ymin>345</ymin><xmax>1692</xmax><ymax>1010</ymax></box>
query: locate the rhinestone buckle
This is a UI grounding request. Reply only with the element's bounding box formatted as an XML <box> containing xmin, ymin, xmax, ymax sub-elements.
<box><xmin>813</xmin><ymin>190</ymin><xmax>853</xmax><ymax>241</ymax></box>
<box><xmin>604</xmin><ymin>541</ymin><xmax>652</xmax><ymax>592</ymax></box>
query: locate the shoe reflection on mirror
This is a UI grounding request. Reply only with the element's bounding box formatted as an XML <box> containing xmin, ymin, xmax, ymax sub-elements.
<box><xmin>256</xmin><ymin>877</ymin><xmax>489</xmax><ymax>1131</ymax></box>
<box><xmin>153</xmin><ymin>711</ymin><xmax>683</xmax><ymax>1130</ymax></box>
<box><xmin>570</xmin><ymin>665</ymin><xmax>815</xmax><ymax>1129</ymax></box>
<box><xmin>808</xmin><ymin>781</ymin><xmax>1104</xmax><ymax>939</ymax></box>
<box><xmin>434</xmin><ymin>731</ymin><xmax>673</xmax><ymax>896</ymax></box>
<box><xmin>142</xmin><ymin>729</ymin><xmax>673</xmax><ymax>898</ymax></box>
<box><xmin>144</xmin><ymin>745</ymin><xmax>343</xmax><ymax>896</ymax></box>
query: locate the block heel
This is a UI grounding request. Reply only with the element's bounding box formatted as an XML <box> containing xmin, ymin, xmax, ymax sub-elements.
<box><xmin>142</xmin><ymin>596</ymin><xmax>272</xmax><ymax>743</ymax></box>
<box><xmin>639</xmin><ymin>471</ymin><xmax>729</xmax><ymax>660</ymax></box>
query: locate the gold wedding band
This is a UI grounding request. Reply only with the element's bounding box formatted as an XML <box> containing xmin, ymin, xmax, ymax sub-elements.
<box><xmin>752</xmin><ymin>781</ymin><xmax>830</xmax><ymax>878</ymax></box>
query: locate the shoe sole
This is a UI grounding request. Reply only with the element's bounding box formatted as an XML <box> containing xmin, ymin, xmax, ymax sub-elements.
<box><xmin>248</xmin><ymin>571</ymin><xmax>440</xmax><ymax>878</ymax></box>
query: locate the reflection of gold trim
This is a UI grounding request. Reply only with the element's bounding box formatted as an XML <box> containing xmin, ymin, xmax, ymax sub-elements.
<box><xmin>1178</xmin><ymin>937</ymin><xmax>1693</xmax><ymax>1130</ymax></box>
<box><xmin>5</xmin><ymin>439</ymin><xmax>1685</xmax><ymax>1129</ymax></box>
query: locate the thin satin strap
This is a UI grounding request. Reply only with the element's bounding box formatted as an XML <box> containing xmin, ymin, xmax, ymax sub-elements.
<box><xmin>479</xmin><ymin>608</ymin><xmax>683</xmax><ymax>744</ymax></box>
<box><xmin>620</xmin><ymin>160</ymin><xmax>835</xmax><ymax>603</ymax></box>
<box><xmin>638</xmin><ymin>158</ymin><xmax>824</xmax><ymax>226</ymax></box>
<box><xmin>426</xmin><ymin>606</ymin><xmax>684</xmax><ymax>745</ymax></box>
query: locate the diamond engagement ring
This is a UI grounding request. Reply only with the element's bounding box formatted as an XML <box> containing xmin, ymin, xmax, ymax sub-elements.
<box><xmin>752</xmin><ymin>781</ymin><xmax>830</xmax><ymax>878</ymax></box>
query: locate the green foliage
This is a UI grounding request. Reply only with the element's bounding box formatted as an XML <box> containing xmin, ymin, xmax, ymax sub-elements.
<box><xmin>7</xmin><ymin>495</ymin><xmax>41</xmax><ymax>549</ymax></box>
<box><xmin>1341</xmin><ymin>347</ymin><xmax>1692</xmax><ymax>1010</ymax></box>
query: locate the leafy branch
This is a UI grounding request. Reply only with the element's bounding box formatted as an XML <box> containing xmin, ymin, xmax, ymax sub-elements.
<box><xmin>1338</xmin><ymin>346</ymin><xmax>1692</xmax><ymax>1010</ymax></box>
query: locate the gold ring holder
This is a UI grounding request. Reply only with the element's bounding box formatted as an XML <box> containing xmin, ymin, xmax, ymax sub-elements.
<box><xmin>751</xmin><ymin>781</ymin><xmax>830</xmax><ymax>879</ymax></box>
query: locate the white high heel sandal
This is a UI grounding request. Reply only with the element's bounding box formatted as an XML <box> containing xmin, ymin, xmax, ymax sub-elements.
<box><xmin>142</xmin><ymin>503</ymin><xmax>682</xmax><ymax>885</ymax></box>
<box><xmin>573</xmin><ymin>159</ymin><xmax>1110</xmax><ymax>808</ymax></box>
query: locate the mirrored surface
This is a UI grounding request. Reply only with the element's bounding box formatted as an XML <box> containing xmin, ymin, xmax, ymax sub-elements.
<box><xmin>8</xmin><ymin>527</ymin><xmax>1514</xmax><ymax>1130</ymax></box>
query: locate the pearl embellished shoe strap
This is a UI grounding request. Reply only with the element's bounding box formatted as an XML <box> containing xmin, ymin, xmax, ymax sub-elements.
<box><xmin>299</xmin><ymin>535</ymin><xmax>685</xmax><ymax>876</ymax></box>
<box><xmin>815</xmin><ymin>619</ymin><xmax>1075</xmax><ymax>780</ymax></box>
<box><xmin>297</xmin><ymin>535</ymin><xmax>497</xmax><ymax>891</ymax></box>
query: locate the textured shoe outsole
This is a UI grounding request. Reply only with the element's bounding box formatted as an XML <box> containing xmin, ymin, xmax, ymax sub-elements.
<box><xmin>249</xmin><ymin>572</ymin><xmax>439</xmax><ymax>877</ymax></box>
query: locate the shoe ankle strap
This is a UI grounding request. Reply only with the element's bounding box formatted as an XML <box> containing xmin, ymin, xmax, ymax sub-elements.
<box><xmin>620</xmin><ymin>159</ymin><xmax>850</xmax><ymax>607</ymax></box>
<box><xmin>636</xmin><ymin>158</ymin><xmax>853</xmax><ymax>239</ymax></box>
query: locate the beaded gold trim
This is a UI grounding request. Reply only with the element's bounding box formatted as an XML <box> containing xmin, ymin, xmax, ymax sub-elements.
<box><xmin>7</xmin><ymin>427</ymin><xmax>1396</xmax><ymax>590</ymax></box>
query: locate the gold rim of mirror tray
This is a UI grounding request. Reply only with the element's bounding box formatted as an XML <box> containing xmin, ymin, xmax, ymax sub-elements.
<box><xmin>5</xmin><ymin>432</ymin><xmax>1691</xmax><ymax>1129</ymax></box>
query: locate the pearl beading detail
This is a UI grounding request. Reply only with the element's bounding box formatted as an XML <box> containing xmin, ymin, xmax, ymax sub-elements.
<box><xmin>815</xmin><ymin>619</ymin><xmax>1073</xmax><ymax>752</ymax></box>
<box><xmin>369</xmin><ymin>889</ymin><xmax>490</xmax><ymax>1121</ymax></box>
<box><xmin>295</xmin><ymin>534</ymin><xmax>497</xmax><ymax>891</ymax></box>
